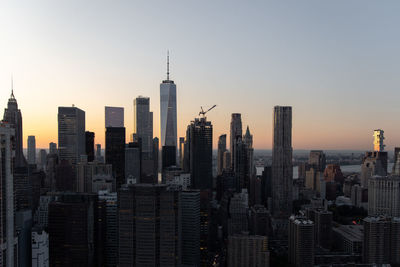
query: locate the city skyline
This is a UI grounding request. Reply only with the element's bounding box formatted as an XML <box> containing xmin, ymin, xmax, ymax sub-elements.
<box><xmin>1</xmin><ymin>1</ymin><xmax>400</xmax><ymax>150</ymax></box>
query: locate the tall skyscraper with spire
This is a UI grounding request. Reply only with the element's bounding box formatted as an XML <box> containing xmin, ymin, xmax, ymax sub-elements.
<box><xmin>271</xmin><ymin>106</ymin><xmax>293</xmax><ymax>217</ymax></box>
<box><xmin>2</xmin><ymin>79</ymin><xmax>26</xmax><ymax>167</ymax></box>
<box><xmin>160</xmin><ymin>52</ymin><xmax>177</xmax><ymax>169</ymax></box>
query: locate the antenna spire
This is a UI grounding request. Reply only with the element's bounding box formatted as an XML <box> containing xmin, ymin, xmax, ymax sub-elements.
<box><xmin>11</xmin><ymin>74</ymin><xmax>14</xmax><ymax>98</ymax></box>
<box><xmin>167</xmin><ymin>50</ymin><xmax>170</xmax><ymax>80</ymax></box>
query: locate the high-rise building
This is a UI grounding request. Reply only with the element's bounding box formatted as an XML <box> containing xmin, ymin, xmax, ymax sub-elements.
<box><xmin>98</xmin><ymin>190</ymin><xmax>118</xmax><ymax>267</ymax></box>
<box><xmin>368</xmin><ymin>175</ymin><xmax>400</xmax><ymax>217</ymax></box>
<box><xmin>76</xmin><ymin>159</ymin><xmax>113</xmax><ymax>193</ymax></box>
<box><xmin>125</xmin><ymin>141</ymin><xmax>141</xmax><ymax>184</ymax></box>
<box><xmin>17</xmin><ymin>209</ymin><xmax>33</xmax><ymax>267</ymax></box>
<box><xmin>373</xmin><ymin>129</ymin><xmax>385</xmax><ymax>152</ymax></box>
<box><xmin>85</xmin><ymin>131</ymin><xmax>95</xmax><ymax>162</ymax></box>
<box><xmin>288</xmin><ymin>215</ymin><xmax>314</xmax><ymax>267</ymax></box>
<box><xmin>48</xmin><ymin>193</ymin><xmax>104</xmax><ymax>267</ymax></box>
<box><xmin>243</xmin><ymin>126</ymin><xmax>254</xmax><ymax>179</ymax></box>
<box><xmin>363</xmin><ymin>216</ymin><xmax>400</xmax><ymax>265</ymax></box>
<box><xmin>250</xmin><ymin>205</ymin><xmax>271</xmax><ymax>236</ymax></box>
<box><xmin>28</xmin><ymin>135</ymin><xmax>36</xmax><ymax>165</ymax></box>
<box><xmin>58</xmin><ymin>106</ymin><xmax>86</xmax><ymax>165</ymax></box>
<box><xmin>152</xmin><ymin>137</ymin><xmax>159</xmax><ymax>177</ymax></box>
<box><xmin>105</xmin><ymin>106</ymin><xmax>124</xmax><ymax>128</ymax></box>
<box><xmin>271</xmin><ymin>106</ymin><xmax>293</xmax><ymax>217</ymax></box>
<box><xmin>160</xmin><ymin>53</ymin><xmax>177</xmax><ymax>170</ymax></box>
<box><xmin>308</xmin><ymin>150</ymin><xmax>326</xmax><ymax>172</ymax></box>
<box><xmin>0</xmin><ymin>124</ymin><xmax>17</xmax><ymax>267</ymax></box>
<box><xmin>134</xmin><ymin>97</ymin><xmax>153</xmax><ymax>154</ymax></box>
<box><xmin>230</xmin><ymin>113</ymin><xmax>242</xmax><ymax>168</ymax></box>
<box><xmin>31</xmin><ymin>227</ymin><xmax>49</xmax><ymax>267</ymax></box>
<box><xmin>323</xmin><ymin>164</ymin><xmax>344</xmax><ymax>184</ymax></box>
<box><xmin>361</xmin><ymin>151</ymin><xmax>388</xmax><ymax>188</ymax></box>
<box><xmin>118</xmin><ymin>184</ymin><xmax>181</xmax><ymax>266</ymax></box>
<box><xmin>49</xmin><ymin>142</ymin><xmax>57</xmax><ymax>155</ymax></box>
<box><xmin>227</xmin><ymin>233</ymin><xmax>270</xmax><ymax>267</ymax></box>
<box><xmin>39</xmin><ymin>149</ymin><xmax>47</xmax><ymax>170</ymax></box>
<box><xmin>179</xmin><ymin>137</ymin><xmax>185</xmax><ymax>168</ymax></box>
<box><xmin>223</xmin><ymin>151</ymin><xmax>231</xmax><ymax>171</ymax></box>
<box><xmin>228</xmin><ymin>189</ymin><xmax>249</xmax><ymax>235</ymax></box>
<box><xmin>218</xmin><ymin>134</ymin><xmax>227</xmax><ymax>176</ymax></box>
<box><xmin>181</xmin><ymin>190</ymin><xmax>201</xmax><ymax>266</ymax></box>
<box><xmin>105</xmin><ymin>127</ymin><xmax>125</xmax><ymax>189</ymax></box>
<box><xmin>186</xmin><ymin>117</ymin><xmax>213</xmax><ymax>190</ymax></box>
<box><xmin>95</xmin><ymin>144</ymin><xmax>104</xmax><ymax>162</ymax></box>
<box><xmin>313</xmin><ymin>209</ymin><xmax>333</xmax><ymax>249</ymax></box>
<box><xmin>2</xmin><ymin>86</ymin><xmax>26</xmax><ymax>167</ymax></box>
<box><xmin>393</xmin><ymin>147</ymin><xmax>400</xmax><ymax>174</ymax></box>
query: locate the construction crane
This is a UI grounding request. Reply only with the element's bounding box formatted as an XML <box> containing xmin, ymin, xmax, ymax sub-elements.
<box><xmin>199</xmin><ymin>105</ymin><xmax>217</xmax><ymax>118</ymax></box>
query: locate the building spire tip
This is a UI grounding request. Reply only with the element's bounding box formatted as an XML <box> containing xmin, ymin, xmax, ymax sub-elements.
<box><xmin>167</xmin><ymin>50</ymin><xmax>170</xmax><ymax>80</ymax></box>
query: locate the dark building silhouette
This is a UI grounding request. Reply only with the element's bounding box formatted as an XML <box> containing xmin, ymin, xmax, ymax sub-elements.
<box><xmin>58</xmin><ymin>106</ymin><xmax>85</xmax><ymax>165</ymax></box>
<box><xmin>153</xmin><ymin>137</ymin><xmax>159</xmax><ymax>177</ymax></box>
<box><xmin>230</xmin><ymin>113</ymin><xmax>242</xmax><ymax>169</ymax></box>
<box><xmin>48</xmin><ymin>193</ymin><xmax>104</xmax><ymax>267</ymax></box>
<box><xmin>118</xmin><ymin>184</ymin><xmax>181</xmax><ymax>267</ymax></box>
<box><xmin>125</xmin><ymin>141</ymin><xmax>141</xmax><ymax>184</ymax></box>
<box><xmin>217</xmin><ymin>134</ymin><xmax>227</xmax><ymax>175</ymax></box>
<box><xmin>181</xmin><ymin>190</ymin><xmax>201</xmax><ymax>266</ymax></box>
<box><xmin>162</xmin><ymin>145</ymin><xmax>176</xmax><ymax>171</ymax></box>
<box><xmin>105</xmin><ymin>127</ymin><xmax>125</xmax><ymax>189</ymax></box>
<box><xmin>85</xmin><ymin>131</ymin><xmax>95</xmax><ymax>162</ymax></box>
<box><xmin>55</xmin><ymin>160</ymin><xmax>75</xmax><ymax>192</ymax></box>
<box><xmin>3</xmin><ymin>88</ymin><xmax>26</xmax><ymax>167</ymax></box>
<box><xmin>272</xmin><ymin>106</ymin><xmax>293</xmax><ymax>217</ymax></box>
<box><xmin>186</xmin><ymin>117</ymin><xmax>213</xmax><ymax>190</ymax></box>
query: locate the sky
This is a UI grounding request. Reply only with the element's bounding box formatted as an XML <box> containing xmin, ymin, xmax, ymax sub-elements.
<box><xmin>0</xmin><ymin>1</ymin><xmax>399</xmax><ymax>150</ymax></box>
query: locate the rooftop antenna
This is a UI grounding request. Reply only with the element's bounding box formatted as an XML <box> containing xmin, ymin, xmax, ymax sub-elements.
<box><xmin>167</xmin><ymin>50</ymin><xmax>170</xmax><ymax>80</ymax></box>
<box><xmin>11</xmin><ymin>74</ymin><xmax>14</xmax><ymax>98</ymax></box>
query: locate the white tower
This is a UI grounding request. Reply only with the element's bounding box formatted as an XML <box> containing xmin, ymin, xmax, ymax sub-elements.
<box><xmin>160</xmin><ymin>52</ymin><xmax>177</xmax><ymax>148</ymax></box>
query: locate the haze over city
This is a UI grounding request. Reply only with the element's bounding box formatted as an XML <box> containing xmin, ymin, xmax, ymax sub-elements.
<box><xmin>1</xmin><ymin>0</ymin><xmax>400</xmax><ymax>149</ymax></box>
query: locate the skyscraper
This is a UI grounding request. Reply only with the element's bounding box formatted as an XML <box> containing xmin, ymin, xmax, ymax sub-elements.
<box><xmin>368</xmin><ymin>175</ymin><xmax>400</xmax><ymax>217</ymax></box>
<box><xmin>48</xmin><ymin>193</ymin><xmax>104</xmax><ymax>267</ymax></box>
<box><xmin>160</xmin><ymin>53</ymin><xmax>177</xmax><ymax>169</ymax></box>
<box><xmin>105</xmin><ymin>106</ymin><xmax>124</xmax><ymax>128</ymax></box>
<box><xmin>85</xmin><ymin>131</ymin><xmax>95</xmax><ymax>162</ymax></box>
<box><xmin>179</xmin><ymin>137</ymin><xmax>185</xmax><ymax>168</ymax></box>
<box><xmin>217</xmin><ymin>134</ymin><xmax>227</xmax><ymax>175</ymax></box>
<box><xmin>49</xmin><ymin>142</ymin><xmax>57</xmax><ymax>155</ymax></box>
<box><xmin>134</xmin><ymin>96</ymin><xmax>155</xmax><ymax>179</ymax></box>
<box><xmin>363</xmin><ymin>216</ymin><xmax>400</xmax><ymax>265</ymax></box>
<box><xmin>134</xmin><ymin>97</ymin><xmax>153</xmax><ymax>155</ymax></box>
<box><xmin>98</xmin><ymin>190</ymin><xmax>118</xmax><ymax>267</ymax></box>
<box><xmin>181</xmin><ymin>190</ymin><xmax>201</xmax><ymax>266</ymax></box>
<box><xmin>186</xmin><ymin>117</ymin><xmax>213</xmax><ymax>190</ymax></box>
<box><xmin>125</xmin><ymin>141</ymin><xmax>141</xmax><ymax>184</ymax></box>
<box><xmin>373</xmin><ymin>129</ymin><xmax>385</xmax><ymax>152</ymax></box>
<box><xmin>105</xmin><ymin>127</ymin><xmax>125</xmax><ymax>189</ymax></box>
<box><xmin>3</xmin><ymin>84</ymin><xmax>26</xmax><ymax>167</ymax></box>
<box><xmin>118</xmin><ymin>184</ymin><xmax>181</xmax><ymax>266</ymax></box>
<box><xmin>308</xmin><ymin>150</ymin><xmax>326</xmax><ymax>172</ymax></box>
<box><xmin>271</xmin><ymin>106</ymin><xmax>293</xmax><ymax>217</ymax></box>
<box><xmin>288</xmin><ymin>215</ymin><xmax>314</xmax><ymax>267</ymax></box>
<box><xmin>0</xmin><ymin>124</ymin><xmax>17</xmax><ymax>267</ymax></box>
<box><xmin>230</xmin><ymin>113</ymin><xmax>242</xmax><ymax>169</ymax></box>
<box><xmin>58</xmin><ymin>106</ymin><xmax>86</xmax><ymax>165</ymax></box>
<box><xmin>227</xmin><ymin>233</ymin><xmax>270</xmax><ymax>267</ymax></box>
<box><xmin>28</xmin><ymin>135</ymin><xmax>36</xmax><ymax>165</ymax></box>
<box><xmin>360</xmin><ymin>130</ymin><xmax>388</xmax><ymax>188</ymax></box>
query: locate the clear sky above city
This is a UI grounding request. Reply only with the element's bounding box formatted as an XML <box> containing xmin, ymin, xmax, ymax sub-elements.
<box><xmin>1</xmin><ymin>1</ymin><xmax>399</xmax><ymax>150</ymax></box>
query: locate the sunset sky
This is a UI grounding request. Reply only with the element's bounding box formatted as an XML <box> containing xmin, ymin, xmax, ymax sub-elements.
<box><xmin>1</xmin><ymin>1</ymin><xmax>399</xmax><ymax>150</ymax></box>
